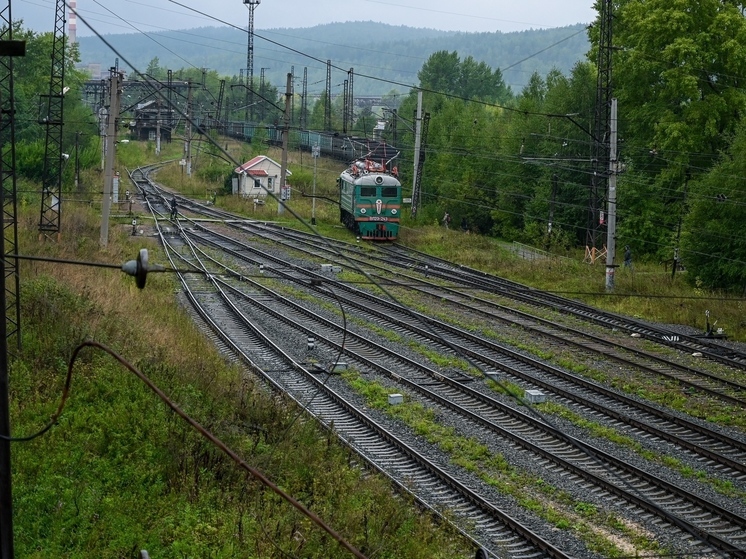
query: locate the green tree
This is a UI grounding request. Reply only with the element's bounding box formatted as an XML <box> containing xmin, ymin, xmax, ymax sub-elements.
<box><xmin>680</xmin><ymin>122</ymin><xmax>746</xmax><ymax>291</ymax></box>
<box><xmin>608</xmin><ymin>0</ymin><xmax>746</xmax><ymax>258</ymax></box>
<box><xmin>144</xmin><ymin>57</ymin><xmax>166</xmax><ymax>80</ymax></box>
<box><xmin>2</xmin><ymin>25</ymin><xmax>98</xmax><ymax>181</ymax></box>
<box><xmin>417</xmin><ymin>50</ymin><xmax>511</xmax><ymax>105</ymax></box>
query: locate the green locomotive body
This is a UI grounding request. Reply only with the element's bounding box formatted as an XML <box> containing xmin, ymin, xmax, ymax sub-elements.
<box><xmin>339</xmin><ymin>159</ymin><xmax>401</xmax><ymax>241</ymax></box>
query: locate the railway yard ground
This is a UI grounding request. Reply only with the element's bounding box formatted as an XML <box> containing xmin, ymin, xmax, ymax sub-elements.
<box><xmin>12</xmin><ymin>158</ymin><xmax>746</xmax><ymax>558</ymax></box>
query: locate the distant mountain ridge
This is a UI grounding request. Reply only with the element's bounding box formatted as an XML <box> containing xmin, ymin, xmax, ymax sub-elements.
<box><xmin>77</xmin><ymin>21</ymin><xmax>590</xmax><ymax>96</ymax></box>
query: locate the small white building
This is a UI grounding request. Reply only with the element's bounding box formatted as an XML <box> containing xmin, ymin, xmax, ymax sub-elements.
<box><xmin>233</xmin><ymin>155</ymin><xmax>291</xmax><ymax>199</ymax></box>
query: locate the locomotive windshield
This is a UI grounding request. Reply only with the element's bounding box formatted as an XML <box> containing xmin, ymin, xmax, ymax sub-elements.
<box><xmin>382</xmin><ymin>186</ymin><xmax>398</xmax><ymax>197</ymax></box>
<box><xmin>360</xmin><ymin>186</ymin><xmax>376</xmax><ymax>196</ymax></box>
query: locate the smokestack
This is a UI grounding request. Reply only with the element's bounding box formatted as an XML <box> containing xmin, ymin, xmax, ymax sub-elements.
<box><xmin>69</xmin><ymin>0</ymin><xmax>77</xmax><ymax>44</ymax></box>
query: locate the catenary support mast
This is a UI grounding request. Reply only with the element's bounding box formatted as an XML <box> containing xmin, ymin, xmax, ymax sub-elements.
<box><xmin>243</xmin><ymin>0</ymin><xmax>260</xmax><ymax>122</ymax></box>
<box><xmin>587</xmin><ymin>0</ymin><xmax>613</xmax><ymax>260</ymax></box>
<box><xmin>38</xmin><ymin>0</ymin><xmax>67</xmax><ymax>239</ymax></box>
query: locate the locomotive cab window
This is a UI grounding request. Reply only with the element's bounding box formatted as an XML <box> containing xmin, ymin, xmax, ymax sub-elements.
<box><xmin>360</xmin><ymin>186</ymin><xmax>376</xmax><ymax>197</ymax></box>
<box><xmin>382</xmin><ymin>186</ymin><xmax>398</xmax><ymax>197</ymax></box>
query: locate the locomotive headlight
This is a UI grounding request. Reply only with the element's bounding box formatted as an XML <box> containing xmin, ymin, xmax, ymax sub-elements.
<box><xmin>360</xmin><ymin>208</ymin><xmax>366</xmax><ymax>214</ymax></box>
<box><xmin>391</xmin><ymin>209</ymin><xmax>397</xmax><ymax>215</ymax></box>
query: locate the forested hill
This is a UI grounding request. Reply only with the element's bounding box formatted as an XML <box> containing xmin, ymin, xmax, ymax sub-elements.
<box><xmin>76</xmin><ymin>21</ymin><xmax>589</xmax><ymax>95</ymax></box>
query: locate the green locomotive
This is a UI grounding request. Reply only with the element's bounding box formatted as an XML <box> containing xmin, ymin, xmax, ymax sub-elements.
<box><xmin>339</xmin><ymin>158</ymin><xmax>402</xmax><ymax>240</ymax></box>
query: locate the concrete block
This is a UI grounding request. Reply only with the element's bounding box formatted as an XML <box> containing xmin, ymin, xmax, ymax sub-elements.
<box><xmin>332</xmin><ymin>361</ymin><xmax>348</xmax><ymax>373</ymax></box>
<box><xmin>524</xmin><ymin>389</ymin><xmax>546</xmax><ymax>404</ymax></box>
<box><xmin>388</xmin><ymin>394</ymin><xmax>403</xmax><ymax>405</ymax></box>
<box><xmin>485</xmin><ymin>371</ymin><xmax>502</xmax><ymax>383</ymax></box>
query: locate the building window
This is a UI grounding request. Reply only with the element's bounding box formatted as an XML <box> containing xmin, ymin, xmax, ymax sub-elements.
<box><xmin>267</xmin><ymin>177</ymin><xmax>274</xmax><ymax>191</ymax></box>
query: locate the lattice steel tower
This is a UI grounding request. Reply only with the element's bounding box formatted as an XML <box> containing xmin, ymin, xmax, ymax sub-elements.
<box><xmin>587</xmin><ymin>0</ymin><xmax>613</xmax><ymax>253</ymax></box>
<box><xmin>39</xmin><ymin>0</ymin><xmax>67</xmax><ymax>239</ymax></box>
<box><xmin>243</xmin><ymin>0</ymin><xmax>260</xmax><ymax>122</ymax></box>
<box><xmin>0</xmin><ymin>1</ymin><xmax>21</xmax><ymax>353</ymax></box>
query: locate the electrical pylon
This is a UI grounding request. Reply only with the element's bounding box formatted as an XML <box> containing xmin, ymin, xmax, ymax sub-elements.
<box><xmin>586</xmin><ymin>0</ymin><xmax>613</xmax><ymax>257</ymax></box>
<box><xmin>38</xmin><ymin>0</ymin><xmax>66</xmax><ymax>239</ymax></box>
<box><xmin>0</xmin><ymin>3</ymin><xmax>23</xmax><ymax>351</ymax></box>
<box><xmin>243</xmin><ymin>0</ymin><xmax>260</xmax><ymax>122</ymax></box>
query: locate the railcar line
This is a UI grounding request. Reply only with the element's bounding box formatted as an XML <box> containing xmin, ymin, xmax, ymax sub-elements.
<box><xmin>134</xmin><ymin>177</ymin><xmax>746</xmax><ymax>473</ymax></box>
<box><xmin>229</xmin><ymin>219</ymin><xmax>746</xmax><ymax>371</ymax></box>
<box><xmin>131</xmin><ymin>167</ymin><xmax>746</xmax><ymax>557</ymax></box>
<box><xmin>133</xmin><ymin>175</ymin><xmax>580</xmax><ymax>557</ymax></box>
<box><xmin>133</xmin><ymin>164</ymin><xmax>746</xmax><ymax>373</ymax></box>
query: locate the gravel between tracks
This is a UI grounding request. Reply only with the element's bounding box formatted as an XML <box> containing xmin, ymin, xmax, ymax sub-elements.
<box><xmin>185</xmin><ymin>240</ymin><xmax>746</xmax><ymax>558</ymax></box>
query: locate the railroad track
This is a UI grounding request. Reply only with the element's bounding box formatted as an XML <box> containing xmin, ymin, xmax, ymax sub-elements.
<box><xmin>131</xmin><ymin>166</ymin><xmax>746</xmax><ymax>557</ymax></box>
<box><xmin>149</xmin><ymin>217</ymin><xmax>581</xmax><ymax>559</ymax></box>
<box><xmin>208</xmin><ymin>252</ymin><xmax>746</xmax><ymax>557</ymax></box>
<box><xmin>192</xmin><ymin>219</ymin><xmax>746</xmax><ymax>404</ymax></box>
<box><xmin>223</xmin><ymin>219</ymin><xmax>746</xmax><ymax>372</ymax></box>
<box><xmin>179</xmin><ymin>224</ymin><xmax>746</xmax><ymax>479</ymax></box>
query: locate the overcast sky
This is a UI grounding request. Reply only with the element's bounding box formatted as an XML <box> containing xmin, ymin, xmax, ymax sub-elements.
<box><xmin>14</xmin><ymin>0</ymin><xmax>596</xmax><ymax>36</ymax></box>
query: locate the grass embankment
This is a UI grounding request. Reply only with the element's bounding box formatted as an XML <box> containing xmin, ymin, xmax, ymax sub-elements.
<box><xmin>12</xmin><ymin>188</ymin><xmax>468</xmax><ymax>556</ymax></box>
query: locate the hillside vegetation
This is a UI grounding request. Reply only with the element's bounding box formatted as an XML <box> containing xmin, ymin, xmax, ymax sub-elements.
<box><xmin>76</xmin><ymin>22</ymin><xmax>589</xmax><ymax>94</ymax></box>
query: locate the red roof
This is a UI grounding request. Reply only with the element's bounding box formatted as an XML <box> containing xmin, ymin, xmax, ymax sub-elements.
<box><xmin>234</xmin><ymin>155</ymin><xmax>291</xmax><ymax>176</ymax></box>
<box><xmin>234</xmin><ymin>155</ymin><xmax>269</xmax><ymax>174</ymax></box>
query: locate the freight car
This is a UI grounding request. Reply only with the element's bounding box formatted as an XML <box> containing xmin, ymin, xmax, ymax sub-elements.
<box><xmin>339</xmin><ymin>156</ymin><xmax>401</xmax><ymax>241</ymax></box>
<box><xmin>222</xmin><ymin>121</ymin><xmax>393</xmax><ymax>163</ymax></box>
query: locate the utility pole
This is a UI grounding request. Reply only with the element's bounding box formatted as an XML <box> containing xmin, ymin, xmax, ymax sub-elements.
<box><xmin>100</xmin><ymin>67</ymin><xmax>121</xmax><ymax>247</ymax></box>
<box><xmin>411</xmin><ymin>90</ymin><xmax>423</xmax><ymax>216</ymax></box>
<box><xmin>278</xmin><ymin>73</ymin><xmax>291</xmax><ymax>216</ymax></box>
<box><xmin>312</xmin><ymin>144</ymin><xmax>319</xmax><ymax>225</ymax></box>
<box><xmin>588</xmin><ymin>0</ymin><xmax>613</xmax><ymax>260</ymax></box>
<box><xmin>38</xmin><ymin>0</ymin><xmax>66</xmax><ymax>240</ymax></box>
<box><xmin>0</xmin><ymin>28</ymin><xmax>26</xmax><ymax>559</ymax></box>
<box><xmin>244</xmin><ymin>0</ymin><xmax>260</xmax><ymax>122</ymax></box>
<box><xmin>342</xmin><ymin>79</ymin><xmax>349</xmax><ymax>133</ymax></box>
<box><xmin>74</xmin><ymin>131</ymin><xmax>81</xmax><ymax>190</ymax></box>
<box><xmin>547</xmin><ymin>173</ymin><xmax>558</xmax><ymax>251</ymax></box>
<box><xmin>185</xmin><ymin>79</ymin><xmax>192</xmax><ymax>178</ymax></box>
<box><xmin>605</xmin><ymin>98</ymin><xmax>619</xmax><ymax>291</ymax></box>
<box><xmin>301</xmin><ymin>67</ymin><xmax>308</xmax><ymax>129</ymax></box>
<box><xmin>155</xmin><ymin>97</ymin><xmax>161</xmax><ymax>156</ymax></box>
<box><xmin>324</xmin><ymin>60</ymin><xmax>331</xmax><ymax>131</ymax></box>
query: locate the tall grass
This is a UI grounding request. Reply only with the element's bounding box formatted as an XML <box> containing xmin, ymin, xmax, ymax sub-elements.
<box><xmin>12</xmin><ymin>201</ymin><xmax>468</xmax><ymax>557</ymax></box>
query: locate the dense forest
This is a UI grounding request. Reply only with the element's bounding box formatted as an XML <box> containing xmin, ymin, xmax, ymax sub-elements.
<box><xmin>7</xmin><ymin>0</ymin><xmax>746</xmax><ymax>293</ymax></box>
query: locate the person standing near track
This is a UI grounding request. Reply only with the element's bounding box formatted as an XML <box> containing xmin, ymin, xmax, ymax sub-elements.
<box><xmin>169</xmin><ymin>196</ymin><xmax>178</xmax><ymax>220</ymax></box>
<box><xmin>442</xmin><ymin>211</ymin><xmax>451</xmax><ymax>229</ymax></box>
